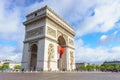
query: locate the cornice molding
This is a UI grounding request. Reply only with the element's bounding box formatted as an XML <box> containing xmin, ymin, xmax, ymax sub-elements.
<box><xmin>23</xmin><ymin>14</ymin><xmax>46</xmax><ymax>25</ymax></box>
<box><xmin>23</xmin><ymin>6</ymin><xmax>75</xmax><ymax>36</ymax></box>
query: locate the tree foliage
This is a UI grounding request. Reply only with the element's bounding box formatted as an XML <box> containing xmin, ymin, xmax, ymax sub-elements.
<box><xmin>14</xmin><ymin>65</ymin><xmax>21</xmax><ymax>69</ymax></box>
<box><xmin>100</xmin><ymin>64</ymin><xmax>120</xmax><ymax>72</ymax></box>
<box><xmin>2</xmin><ymin>64</ymin><xmax>9</xmax><ymax>69</ymax></box>
<box><xmin>0</xmin><ymin>66</ymin><xmax>2</xmax><ymax>70</ymax></box>
<box><xmin>80</xmin><ymin>65</ymin><xmax>86</xmax><ymax>71</ymax></box>
<box><xmin>78</xmin><ymin>63</ymin><xmax>120</xmax><ymax>72</ymax></box>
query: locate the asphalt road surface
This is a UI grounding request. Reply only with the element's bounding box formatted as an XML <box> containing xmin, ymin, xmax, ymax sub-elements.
<box><xmin>0</xmin><ymin>72</ymin><xmax>120</xmax><ymax>80</ymax></box>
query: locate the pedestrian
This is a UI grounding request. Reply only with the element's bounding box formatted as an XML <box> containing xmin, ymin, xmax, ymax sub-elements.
<box><xmin>21</xmin><ymin>68</ymin><xmax>24</xmax><ymax>73</ymax></box>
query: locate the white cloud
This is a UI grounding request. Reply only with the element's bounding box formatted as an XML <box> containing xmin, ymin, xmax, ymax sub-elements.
<box><xmin>75</xmin><ymin>35</ymin><xmax>120</xmax><ymax>64</ymax></box>
<box><xmin>76</xmin><ymin>0</ymin><xmax>120</xmax><ymax>37</ymax></box>
<box><xmin>75</xmin><ymin>45</ymin><xmax>120</xmax><ymax>64</ymax></box>
<box><xmin>0</xmin><ymin>45</ymin><xmax>22</xmax><ymax>62</ymax></box>
<box><xmin>98</xmin><ymin>31</ymin><xmax>119</xmax><ymax>45</ymax></box>
<box><xmin>100</xmin><ymin>35</ymin><xmax>108</xmax><ymax>41</ymax></box>
<box><xmin>0</xmin><ymin>0</ymin><xmax>24</xmax><ymax>41</ymax></box>
<box><xmin>0</xmin><ymin>0</ymin><xmax>24</xmax><ymax>61</ymax></box>
<box><xmin>98</xmin><ymin>35</ymin><xmax>110</xmax><ymax>45</ymax></box>
<box><xmin>0</xmin><ymin>0</ymin><xmax>21</xmax><ymax>33</ymax></box>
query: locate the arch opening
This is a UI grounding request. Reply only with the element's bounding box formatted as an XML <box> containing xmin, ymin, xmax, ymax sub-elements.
<box><xmin>58</xmin><ymin>36</ymin><xmax>66</xmax><ymax>48</ymax></box>
<box><xmin>57</xmin><ymin>36</ymin><xmax>66</xmax><ymax>71</ymax></box>
<box><xmin>30</xmin><ymin>44</ymin><xmax>37</xmax><ymax>71</ymax></box>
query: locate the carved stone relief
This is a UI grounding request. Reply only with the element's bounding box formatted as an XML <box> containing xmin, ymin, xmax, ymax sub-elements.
<box><xmin>48</xmin><ymin>44</ymin><xmax>55</xmax><ymax>59</ymax></box>
<box><xmin>70</xmin><ymin>51</ymin><xmax>74</xmax><ymax>64</ymax></box>
<box><xmin>26</xmin><ymin>21</ymin><xmax>37</xmax><ymax>30</ymax></box>
<box><xmin>48</xmin><ymin>44</ymin><xmax>55</xmax><ymax>70</ymax></box>
<box><xmin>26</xmin><ymin>19</ymin><xmax>44</xmax><ymax>30</ymax></box>
<box><xmin>69</xmin><ymin>39</ymin><xmax>74</xmax><ymax>45</ymax></box>
<box><xmin>26</xmin><ymin>27</ymin><xmax>43</xmax><ymax>38</ymax></box>
<box><xmin>47</xmin><ymin>27</ymin><xmax>56</xmax><ymax>38</ymax></box>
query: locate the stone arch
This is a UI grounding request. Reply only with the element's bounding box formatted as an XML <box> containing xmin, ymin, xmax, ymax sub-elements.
<box><xmin>48</xmin><ymin>44</ymin><xmax>54</xmax><ymax>71</ymax></box>
<box><xmin>57</xmin><ymin>35</ymin><xmax>66</xmax><ymax>70</ymax></box>
<box><xmin>30</xmin><ymin>44</ymin><xmax>37</xmax><ymax>71</ymax></box>
<box><xmin>58</xmin><ymin>35</ymin><xmax>66</xmax><ymax>47</ymax></box>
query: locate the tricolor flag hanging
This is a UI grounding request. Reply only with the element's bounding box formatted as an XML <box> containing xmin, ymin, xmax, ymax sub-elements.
<box><xmin>57</xmin><ymin>45</ymin><xmax>64</xmax><ymax>58</ymax></box>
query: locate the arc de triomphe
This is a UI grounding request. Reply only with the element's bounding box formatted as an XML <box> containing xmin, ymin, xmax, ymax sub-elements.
<box><xmin>22</xmin><ymin>6</ymin><xmax>75</xmax><ymax>71</ymax></box>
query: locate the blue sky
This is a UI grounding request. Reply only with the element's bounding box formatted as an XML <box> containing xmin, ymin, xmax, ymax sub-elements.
<box><xmin>0</xmin><ymin>0</ymin><xmax>120</xmax><ymax>64</ymax></box>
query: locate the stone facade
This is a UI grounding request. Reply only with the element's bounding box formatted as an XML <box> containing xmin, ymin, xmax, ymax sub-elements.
<box><xmin>22</xmin><ymin>6</ymin><xmax>75</xmax><ymax>71</ymax></box>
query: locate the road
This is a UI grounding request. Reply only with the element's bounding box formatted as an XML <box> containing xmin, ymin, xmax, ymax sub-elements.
<box><xmin>0</xmin><ymin>72</ymin><xmax>120</xmax><ymax>80</ymax></box>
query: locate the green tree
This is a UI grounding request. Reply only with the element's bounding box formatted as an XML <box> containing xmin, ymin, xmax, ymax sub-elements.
<box><xmin>2</xmin><ymin>64</ymin><xmax>9</xmax><ymax>69</ymax></box>
<box><xmin>100</xmin><ymin>65</ymin><xmax>105</xmax><ymax>71</ymax></box>
<box><xmin>107</xmin><ymin>65</ymin><xmax>113</xmax><ymax>71</ymax></box>
<box><xmin>14</xmin><ymin>65</ymin><xmax>21</xmax><ymax>69</ymax></box>
<box><xmin>95</xmin><ymin>65</ymin><xmax>100</xmax><ymax>71</ymax></box>
<box><xmin>112</xmin><ymin>64</ymin><xmax>120</xmax><ymax>72</ymax></box>
<box><xmin>0</xmin><ymin>66</ymin><xmax>2</xmax><ymax>70</ymax></box>
<box><xmin>100</xmin><ymin>64</ymin><xmax>110</xmax><ymax>71</ymax></box>
<box><xmin>86</xmin><ymin>64</ymin><xmax>94</xmax><ymax>71</ymax></box>
<box><xmin>80</xmin><ymin>65</ymin><xmax>86</xmax><ymax>71</ymax></box>
<box><xmin>100</xmin><ymin>63</ymin><xmax>120</xmax><ymax>72</ymax></box>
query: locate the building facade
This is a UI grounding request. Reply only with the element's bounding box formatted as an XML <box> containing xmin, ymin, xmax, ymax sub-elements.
<box><xmin>0</xmin><ymin>59</ymin><xmax>21</xmax><ymax>70</ymax></box>
<box><xmin>76</xmin><ymin>62</ymin><xmax>88</xmax><ymax>69</ymax></box>
<box><xmin>22</xmin><ymin>6</ymin><xmax>75</xmax><ymax>71</ymax></box>
<box><xmin>103</xmin><ymin>61</ymin><xmax>120</xmax><ymax>65</ymax></box>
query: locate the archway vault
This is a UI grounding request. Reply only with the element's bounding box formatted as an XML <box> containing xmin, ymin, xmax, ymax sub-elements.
<box><xmin>58</xmin><ymin>35</ymin><xmax>66</xmax><ymax>47</ymax></box>
<box><xmin>57</xmin><ymin>35</ymin><xmax>67</xmax><ymax>70</ymax></box>
<box><xmin>30</xmin><ymin>44</ymin><xmax>38</xmax><ymax>71</ymax></box>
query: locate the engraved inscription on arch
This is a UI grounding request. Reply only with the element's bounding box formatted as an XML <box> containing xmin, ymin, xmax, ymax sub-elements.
<box><xmin>26</xmin><ymin>27</ymin><xmax>43</xmax><ymax>38</ymax></box>
<box><xmin>47</xmin><ymin>27</ymin><xmax>56</xmax><ymax>38</ymax></box>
